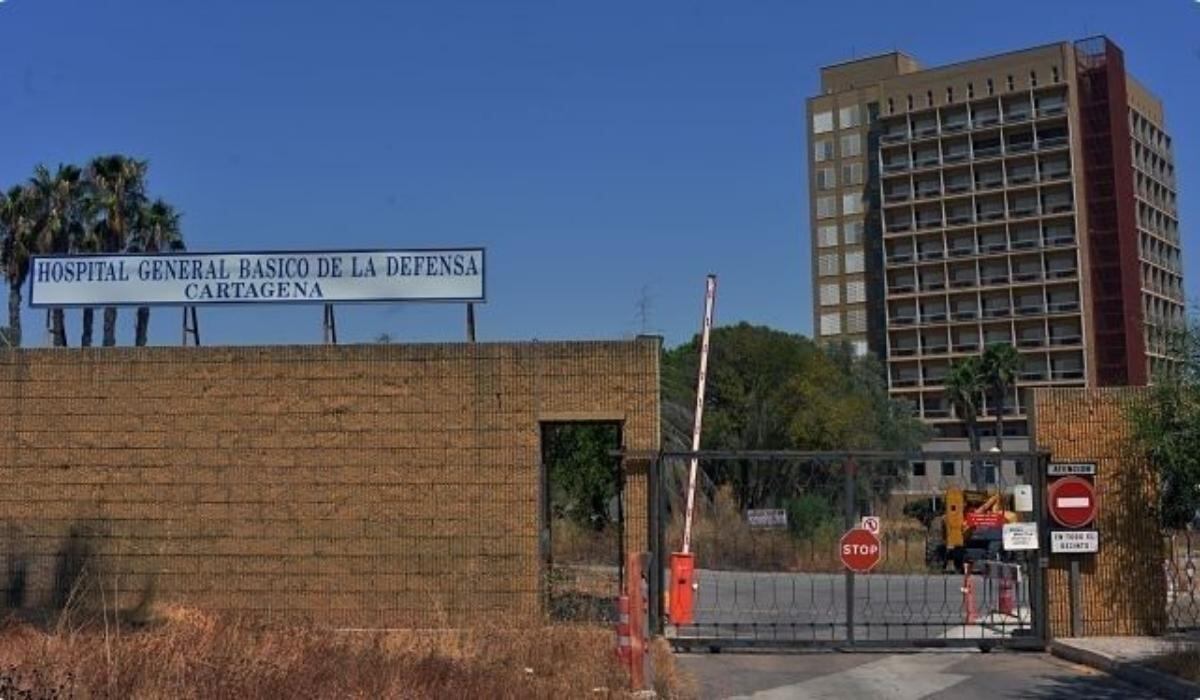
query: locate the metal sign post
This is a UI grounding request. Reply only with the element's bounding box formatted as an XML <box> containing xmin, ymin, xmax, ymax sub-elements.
<box><xmin>323</xmin><ymin>304</ymin><xmax>338</xmax><ymax>345</ymax></box>
<box><xmin>181</xmin><ymin>306</ymin><xmax>201</xmax><ymax>346</ymax></box>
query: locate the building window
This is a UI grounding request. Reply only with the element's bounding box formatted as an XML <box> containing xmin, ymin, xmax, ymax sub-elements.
<box><xmin>817</xmin><ymin>224</ymin><xmax>839</xmax><ymax>247</ymax></box>
<box><xmin>852</xmin><ymin>340</ymin><xmax>868</xmax><ymax>357</ymax></box>
<box><xmin>941</xmin><ymin>461</ymin><xmax>956</xmax><ymax>477</ymax></box>
<box><xmin>815</xmin><ymin>167</ymin><xmax>836</xmax><ymax>190</ymax></box>
<box><xmin>842</xmin><ymin>193</ymin><xmax>863</xmax><ymax>215</ymax></box>
<box><xmin>816</xmin><ymin>196</ymin><xmax>837</xmax><ymax>219</ymax></box>
<box><xmin>887</xmin><ymin>98</ymin><xmax>894</xmax><ymax>114</ymax></box>
<box><xmin>967</xmin><ymin>82</ymin><xmax>974</xmax><ymax>99</ymax></box>
<box><xmin>846</xmin><ymin>307</ymin><xmax>867</xmax><ymax>332</ymax></box>
<box><xmin>843</xmin><ymin>220</ymin><xmax>864</xmax><ymax>244</ymax></box>
<box><xmin>844</xmin><ymin>249</ymin><xmax>864</xmax><ymax>274</ymax></box>
<box><xmin>814</xmin><ymin>138</ymin><xmax>834</xmax><ymax>162</ymax></box>
<box><xmin>911</xmin><ymin>461</ymin><xmax>927</xmax><ymax>477</ymax></box>
<box><xmin>1051</xmin><ymin>66</ymin><xmax>1060</xmax><ymax>83</ymax></box>
<box><xmin>906</xmin><ymin>94</ymin><xmax>913</xmax><ymax>110</ymax></box>
<box><xmin>926</xmin><ymin>90</ymin><xmax>933</xmax><ymax>107</ymax></box>
<box><xmin>840</xmin><ymin>133</ymin><xmax>862</xmax><ymax>158</ymax></box>
<box><xmin>812</xmin><ymin>110</ymin><xmax>834</xmax><ymax>134</ymax></box>
<box><xmin>820</xmin><ymin>312</ymin><xmax>842</xmax><ymax>336</ymax></box>
<box><xmin>946</xmin><ymin>86</ymin><xmax>954</xmax><ymax>103</ymax></box>
<box><xmin>986</xmin><ymin>78</ymin><xmax>994</xmax><ymax>95</ymax></box>
<box><xmin>818</xmin><ymin>251</ymin><xmax>840</xmax><ymax>276</ymax></box>
<box><xmin>845</xmin><ymin>279</ymin><xmax>866</xmax><ymax>303</ymax></box>
<box><xmin>820</xmin><ymin>283</ymin><xmax>840</xmax><ymax>306</ymax></box>
<box><xmin>1006</xmin><ymin>74</ymin><xmax>1014</xmax><ymax>91</ymax></box>
<box><xmin>842</xmin><ymin>162</ymin><xmax>864</xmax><ymax>186</ymax></box>
<box><xmin>839</xmin><ymin>105</ymin><xmax>860</xmax><ymax>129</ymax></box>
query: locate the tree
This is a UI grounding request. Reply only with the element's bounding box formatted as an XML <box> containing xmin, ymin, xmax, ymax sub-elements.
<box><xmin>662</xmin><ymin>323</ymin><xmax>928</xmax><ymax>508</ymax></box>
<box><xmin>981</xmin><ymin>343</ymin><xmax>1021</xmax><ymax>449</ymax></box>
<box><xmin>128</xmin><ymin>199</ymin><xmax>184</xmax><ymax>346</ymax></box>
<box><xmin>87</xmin><ymin>155</ymin><xmax>148</xmax><ymax>347</ymax></box>
<box><xmin>1127</xmin><ymin>321</ymin><xmax>1200</xmax><ymax>529</ymax></box>
<box><xmin>944</xmin><ymin>356</ymin><xmax>986</xmax><ymax>484</ymax></box>
<box><xmin>543</xmin><ymin>423</ymin><xmax>621</xmax><ymax>531</ymax></box>
<box><xmin>0</xmin><ymin>185</ymin><xmax>36</xmax><ymax>347</ymax></box>
<box><xmin>28</xmin><ymin>164</ymin><xmax>88</xmax><ymax>347</ymax></box>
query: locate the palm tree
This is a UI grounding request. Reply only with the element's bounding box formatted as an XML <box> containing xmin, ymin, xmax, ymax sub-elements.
<box><xmin>129</xmin><ymin>199</ymin><xmax>184</xmax><ymax>346</ymax></box>
<box><xmin>0</xmin><ymin>185</ymin><xmax>36</xmax><ymax>347</ymax></box>
<box><xmin>981</xmin><ymin>343</ymin><xmax>1021</xmax><ymax>450</ymax></box>
<box><xmin>87</xmin><ymin>155</ymin><xmax>148</xmax><ymax>347</ymax></box>
<box><xmin>73</xmin><ymin>184</ymin><xmax>104</xmax><ymax>347</ymax></box>
<box><xmin>28</xmin><ymin>164</ymin><xmax>87</xmax><ymax>347</ymax></box>
<box><xmin>944</xmin><ymin>356</ymin><xmax>986</xmax><ymax>485</ymax></box>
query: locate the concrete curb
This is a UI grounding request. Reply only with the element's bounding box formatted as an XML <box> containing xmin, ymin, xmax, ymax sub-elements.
<box><xmin>1049</xmin><ymin>640</ymin><xmax>1200</xmax><ymax>700</ymax></box>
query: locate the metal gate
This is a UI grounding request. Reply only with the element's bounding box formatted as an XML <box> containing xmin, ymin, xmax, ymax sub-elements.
<box><xmin>647</xmin><ymin>450</ymin><xmax>1048</xmax><ymax>650</ymax></box>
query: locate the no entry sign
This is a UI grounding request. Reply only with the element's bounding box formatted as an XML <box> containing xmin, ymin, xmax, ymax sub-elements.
<box><xmin>840</xmin><ymin>527</ymin><xmax>882</xmax><ymax>573</ymax></box>
<box><xmin>1049</xmin><ymin>476</ymin><xmax>1097</xmax><ymax>529</ymax></box>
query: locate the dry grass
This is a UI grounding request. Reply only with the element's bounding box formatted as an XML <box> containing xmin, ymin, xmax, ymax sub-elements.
<box><xmin>671</xmin><ymin>486</ymin><xmax>935</xmax><ymax>574</ymax></box>
<box><xmin>1148</xmin><ymin>645</ymin><xmax>1200</xmax><ymax>682</ymax></box>
<box><xmin>0</xmin><ymin>606</ymin><xmax>695</xmax><ymax>699</ymax></box>
<box><xmin>552</xmin><ymin>518</ymin><xmax>620</xmax><ymax>565</ymax></box>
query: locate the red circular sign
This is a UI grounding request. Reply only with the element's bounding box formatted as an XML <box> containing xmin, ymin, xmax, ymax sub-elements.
<box><xmin>840</xmin><ymin>528</ymin><xmax>882</xmax><ymax>573</ymax></box>
<box><xmin>1049</xmin><ymin>476</ymin><xmax>1097</xmax><ymax>529</ymax></box>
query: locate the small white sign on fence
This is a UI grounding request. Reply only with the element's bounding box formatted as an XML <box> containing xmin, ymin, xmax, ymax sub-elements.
<box><xmin>1051</xmin><ymin>530</ymin><xmax>1099</xmax><ymax>553</ymax></box>
<box><xmin>1002</xmin><ymin>522</ymin><xmax>1039</xmax><ymax>551</ymax></box>
<box><xmin>746</xmin><ymin>509</ymin><xmax>788</xmax><ymax>529</ymax></box>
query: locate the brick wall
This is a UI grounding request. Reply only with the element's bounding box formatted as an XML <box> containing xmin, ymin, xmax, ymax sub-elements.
<box><xmin>0</xmin><ymin>339</ymin><xmax>660</xmax><ymax>628</ymax></box>
<box><xmin>1031</xmin><ymin>386</ymin><xmax>1167</xmax><ymax>636</ymax></box>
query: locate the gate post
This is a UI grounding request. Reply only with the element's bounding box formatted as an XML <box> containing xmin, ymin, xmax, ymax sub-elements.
<box><xmin>1031</xmin><ymin>451</ymin><xmax>1050</xmax><ymax>645</ymax></box>
<box><xmin>648</xmin><ymin>455</ymin><xmax>664</xmax><ymax>635</ymax></box>
<box><xmin>843</xmin><ymin>457</ymin><xmax>857</xmax><ymax>645</ymax></box>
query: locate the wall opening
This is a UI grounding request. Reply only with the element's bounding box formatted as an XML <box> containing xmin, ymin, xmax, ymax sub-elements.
<box><xmin>539</xmin><ymin>421</ymin><xmax>623</xmax><ymax>623</ymax></box>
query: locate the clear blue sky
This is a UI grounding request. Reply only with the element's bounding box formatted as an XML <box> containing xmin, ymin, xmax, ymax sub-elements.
<box><xmin>1</xmin><ymin>0</ymin><xmax>1197</xmax><ymax>348</ymax></box>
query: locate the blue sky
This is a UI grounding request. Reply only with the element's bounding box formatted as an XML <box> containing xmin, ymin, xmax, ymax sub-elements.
<box><xmin>1</xmin><ymin>0</ymin><xmax>1197</xmax><ymax>348</ymax></box>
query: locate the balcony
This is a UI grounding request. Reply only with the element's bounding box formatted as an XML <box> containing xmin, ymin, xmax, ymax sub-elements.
<box><xmin>1008</xmin><ymin>172</ymin><xmax>1037</xmax><ymax>186</ymax></box>
<box><xmin>976</xmin><ymin>178</ymin><xmax>1004</xmax><ymax>190</ymax></box>
<box><xmin>978</xmin><ymin>209</ymin><xmax>1006</xmax><ymax>222</ymax></box>
<box><xmin>1020</xmin><ymin>369</ymin><xmax>1049</xmax><ymax>381</ymax></box>
<box><xmin>924</xmin><ymin>408</ymin><xmax>951</xmax><ymax>419</ymax></box>
<box><xmin>1005</xmin><ymin>109</ymin><xmax>1032</xmax><ymax>123</ymax></box>
<box><xmin>973</xmin><ymin>114</ymin><xmax>1001</xmax><ymax>128</ymax></box>
<box><xmin>979</xmin><ymin>241</ymin><xmax>1008</xmax><ymax>253</ymax></box>
<box><xmin>891</xmin><ymin>315</ymin><xmax>918</xmax><ymax>326</ymax></box>
<box><xmin>945</xmin><ymin>181</ymin><xmax>972</xmax><ymax>194</ymax></box>
<box><xmin>949</xmin><ymin>277</ymin><xmax>977</xmax><ymax>289</ymax></box>
<box><xmin>982</xmin><ymin>307</ymin><xmax>1012</xmax><ymax>319</ymax></box>
<box><xmin>888</xmin><ymin>283</ymin><xmax>916</xmax><ymax>295</ymax></box>
<box><xmin>1039</xmin><ymin>135</ymin><xmax>1068</xmax><ymax>149</ymax></box>
<box><xmin>1050</xmin><ymin>369</ymin><xmax>1085</xmax><ymax>380</ymax></box>
<box><xmin>1015</xmin><ymin>304</ymin><xmax>1046</xmax><ymax>316</ymax></box>
<box><xmin>974</xmin><ymin>145</ymin><xmax>1003</xmax><ymax>159</ymax></box>
<box><xmin>888</xmin><ymin>221</ymin><xmax>913</xmax><ymax>233</ymax></box>
<box><xmin>892</xmin><ymin>345</ymin><xmax>919</xmax><ymax>357</ymax></box>
<box><xmin>1045</xmin><ymin>268</ymin><xmax>1077</xmax><ymax>280</ymax></box>
<box><xmin>922</xmin><ymin>310</ymin><xmax>949</xmax><ymax>322</ymax></box>
<box><xmin>942</xmin><ymin>120</ymin><xmax>969</xmax><ymax>133</ymax></box>
<box><xmin>1016</xmin><ymin>336</ymin><xmax>1046</xmax><ymax>349</ymax></box>
<box><xmin>1044</xmin><ymin>199</ymin><xmax>1074</xmax><ymax>214</ymax></box>
<box><xmin>915</xmin><ymin>187</ymin><xmax>942</xmax><ymax>200</ymax></box>
<box><xmin>948</xmin><ymin>245</ymin><xmax>976</xmax><ymax>258</ymax></box>
<box><xmin>943</xmin><ymin>151</ymin><xmax>970</xmax><ymax>164</ymax></box>
<box><xmin>882</xmin><ymin>131</ymin><xmax>909</xmax><ymax>144</ymax></box>
<box><xmin>917</xmin><ymin>218</ymin><xmax>943</xmax><ymax>230</ymax></box>
<box><xmin>953</xmin><ymin>342</ymin><xmax>980</xmax><ymax>353</ymax></box>
<box><xmin>1011</xmin><ymin>270</ymin><xmax>1043</xmax><ymax>283</ymax></box>
<box><xmin>946</xmin><ymin>213</ymin><xmax>974</xmax><ymax>226</ymax></box>
<box><xmin>1007</xmin><ymin>141</ymin><xmax>1035</xmax><ymax>154</ymax></box>
<box><xmin>980</xmin><ymin>274</ymin><xmax>1010</xmax><ymax>286</ymax></box>
<box><xmin>887</xmin><ymin>253</ymin><xmax>914</xmax><ymax>264</ymax></box>
<box><xmin>1041</xmin><ymin>168</ymin><xmax>1070</xmax><ymax>181</ymax></box>
<box><xmin>923</xmin><ymin>344</ymin><xmax>949</xmax><ymax>355</ymax></box>
<box><xmin>913</xmin><ymin>155</ymin><xmax>941</xmax><ymax>169</ymax></box>
<box><xmin>892</xmin><ymin>377</ymin><xmax>922</xmax><ymax>388</ymax></box>
<box><xmin>885</xmin><ymin>190</ymin><xmax>912</xmax><ymax>203</ymax></box>
<box><xmin>1009</xmin><ymin>206</ymin><xmax>1039</xmax><ymax>219</ymax></box>
<box><xmin>883</xmin><ymin>161</ymin><xmax>911</xmax><ymax>173</ymax></box>
<box><xmin>952</xmin><ymin>309</ymin><xmax>979</xmax><ymax>321</ymax></box>
<box><xmin>1037</xmin><ymin>103</ymin><xmax>1066</xmax><ymax>117</ymax></box>
<box><xmin>1049</xmin><ymin>335</ymin><xmax>1083</xmax><ymax>347</ymax></box>
<box><xmin>913</xmin><ymin>124</ymin><xmax>939</xmax><ymax>139</ymax></box>
<box><xmin>1048</xmin><ymin>301</ymin><xmax>1080</xmax><ymax>313</ymax></box>
<box><xmin>1045</xmin><ymin>235</ymin><xmax>1075</xmax><ymax>247</ymax></box>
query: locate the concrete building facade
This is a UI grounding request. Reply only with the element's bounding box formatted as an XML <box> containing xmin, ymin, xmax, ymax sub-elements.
<box><xmin>807</xmin><ymin>38</ymin><xmax>1184</xmax><ymax>483</ymax></box>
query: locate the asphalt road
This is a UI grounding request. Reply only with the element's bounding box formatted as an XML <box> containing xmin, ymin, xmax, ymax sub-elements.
<box><xmin>676</xmin><ymin>569</ymin><xmax>1030</xmax><ymax>643</ymax></box>
<box><xmin>678</xmin><ymin>651</ymin><xmax>1161</xmax><ymax>699</ymax></box>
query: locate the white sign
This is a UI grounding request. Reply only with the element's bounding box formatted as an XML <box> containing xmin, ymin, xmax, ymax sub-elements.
<box><xmin>1011</xmin><ymin>484</ymin><xmax>1034</xmax><ymax>513</ymax></box>
<box><xmin>29</xmin><ymin>249</ymin><xmax>486</xmax><ymax>307</ymax></box>
<box><xmin>860</xmin><ymin>516</ymin><xmax>881</xmax><ymax>534</ymax></box>
<box><xmin>1048</xmin><ymin>462</ymin><xmax>1097</xmax><ymax>476</ymax></box>
<box><xmin>1002</xmin><ymin>522</ymin><xmax>1039</xmax><ymax>551</ymax></box>
<box><xmin>746</xmin><ymin>509</ymin><xmax>788</xmax><ymax>529</ymax></box>
<box><xmin>1051</xmin><ymin>530</ymin><xmax>1099</xmax><ymax>553</ymax></box>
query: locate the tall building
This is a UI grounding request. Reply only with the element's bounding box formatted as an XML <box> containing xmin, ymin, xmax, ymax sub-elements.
<box><xmin>807</xmin><ymin>37</ymin><xmax>1185</xmax><ymax>446</ymax></box>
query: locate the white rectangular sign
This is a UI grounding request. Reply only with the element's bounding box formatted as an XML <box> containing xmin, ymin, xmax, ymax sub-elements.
<box><xmin>1051</xmin><ymin>530</ymin><xmax>1099</xmax><ymax>553</ymax></box>
<box><xmin>1048</xmin><ymin>462</ymin><xmax>1097</xmax><ymax>476</ymax></box>
<box><xmin>29</xmin><ymin>249</ymin><xmax>485</xmax><ymax>307</ymax></box>
<box><xmin>1002</xmin><ymin>522</ymin><xmax>1039</xmax><ymax>551</ymax></box>
<box><xmin>746</xmin><ymin>509</ymin><xmax>788</xmax><ymax>529</ymax></box>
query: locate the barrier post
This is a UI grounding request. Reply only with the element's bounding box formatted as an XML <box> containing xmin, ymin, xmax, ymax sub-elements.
<box><xmin>962</xmin><ymin>562</ymin><xmax>977</xmax><ymax>625</ymax></box>
<box><xmin>625</xmin><ymin>551</ymin><xmax>654</xmax><ymax>691</ymax></box>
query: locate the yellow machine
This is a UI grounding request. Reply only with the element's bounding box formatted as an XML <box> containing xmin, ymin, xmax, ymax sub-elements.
<box><xmin>927</xmin><ymin>488</ymin><xmax>1018</xmax><ymax>572</ymax></box>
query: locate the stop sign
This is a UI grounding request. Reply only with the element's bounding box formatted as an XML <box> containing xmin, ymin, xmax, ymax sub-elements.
<box><xmin>1049</xmin><ymin>476</ymin><xmax>1097</xmax><ymax>528</ymax></box>
<box><xmin>840</xmin><ymin>527</ymin><xmax>882</xmax><ymax>573</ymax></box>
